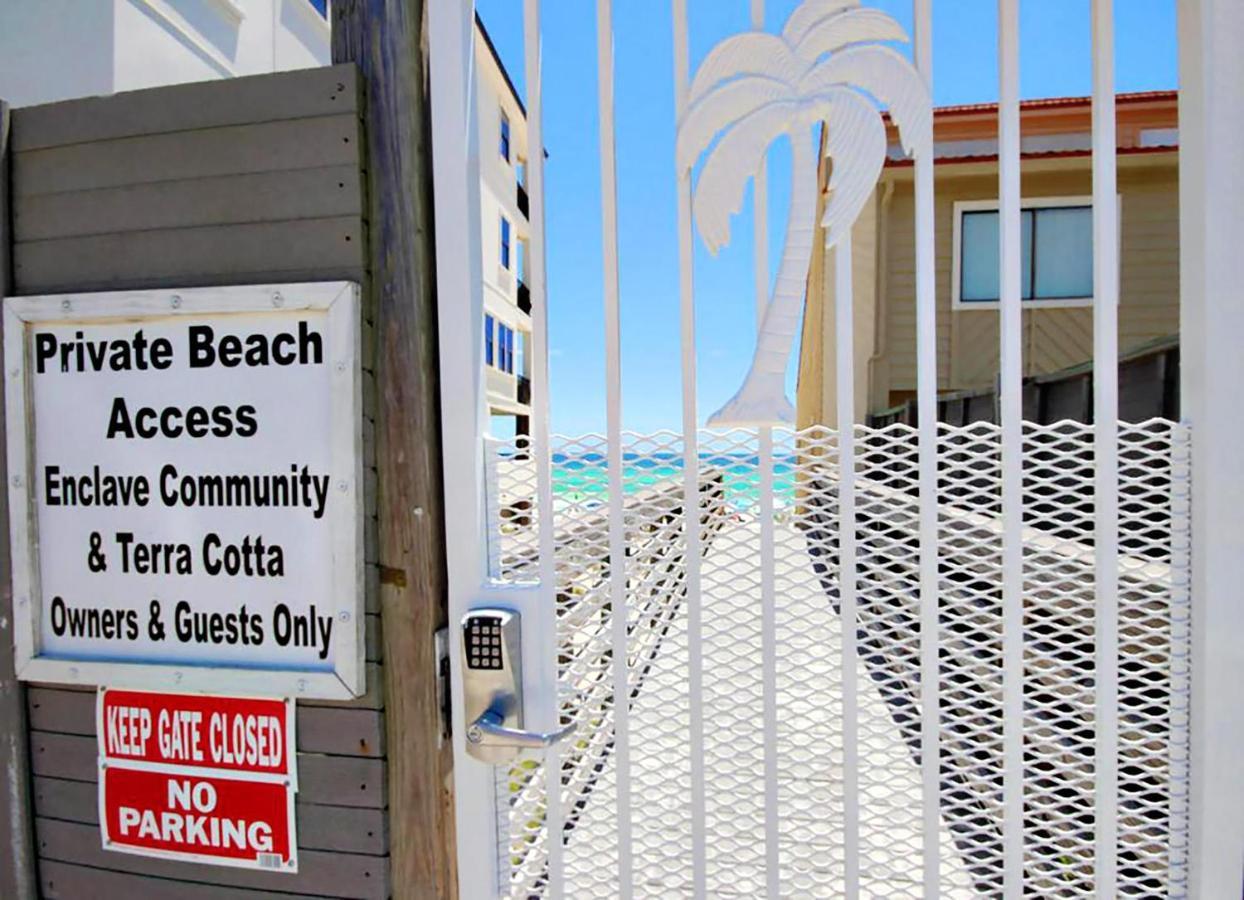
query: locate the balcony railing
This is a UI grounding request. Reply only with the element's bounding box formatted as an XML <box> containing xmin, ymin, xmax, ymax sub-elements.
<box><xmin>517</xmin><ymin>280</ymin><xmax>532</xmax><ymax>315</ymax></box>
<box><xmin>517</xmin><ymin>183</ymin><xmax>529</xmax><ymax>218</ymax></box>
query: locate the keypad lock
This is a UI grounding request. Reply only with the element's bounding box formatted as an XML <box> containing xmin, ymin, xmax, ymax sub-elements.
<box><xmin>466</xmin><ymin>613</ymin><xmax>507</xmax><ymax>670</ymax></box>
<box><xmin>461</xmin><ymin>608</ymin><xmax>575</xmax><ymax>763</ymax></box>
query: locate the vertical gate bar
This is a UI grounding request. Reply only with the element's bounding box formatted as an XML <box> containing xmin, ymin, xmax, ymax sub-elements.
<box><xmin>671</xmin><ymin>2</ymin><xmax>708</xmax><ymax>895</ymax></box>
<box><xmin>911</xmin><ymin>1</ymin><xmax>941</xmax><ymax>895</ymax></box>
<box><xmin>1179</xmin><ymin>1</ymin><xmax>1244</xmax><ymax>895</ymax></box>
<box><xmin>594</xmin><ymin>0</ymin><xmax>635</xmax><ymax>894</ymax></box>
<box><xmin>428</xmin><ymin>0</ymin><xmax>493</xmax><ymax>896</ymax></box>
<box><xmin>836</xmin><ymin>234</ymin><xmax>860</xmax><ymax>900</ymax></box>
<box><xmin>521</xmin><ymin>1</ymin><xmax>566</xmax><ymax>895</ymax></box>
<box><xmin>751</xmin><ymin>1</ymin><xmax>781</xmax><ymax>895</ymax></box>
<box><xmin>996</xmin><ymin>1</ymin><xmax>1025</xmax><ymax>894</ymax></box>
<box><xmin>1089</xmin><ymin>1</ymin><xmax>1119</xmax><ymax>894</ymax></box>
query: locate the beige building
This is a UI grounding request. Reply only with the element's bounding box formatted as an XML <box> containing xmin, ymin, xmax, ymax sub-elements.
<box><xmin>476</xmin><ymin>15</ymin><xmax>536</xmax><ymax>435</ymax></box>
<box><xmin>796</xmin><ymin>91</ymin><xmax>1179</xmax><ymax>427</ymax></box>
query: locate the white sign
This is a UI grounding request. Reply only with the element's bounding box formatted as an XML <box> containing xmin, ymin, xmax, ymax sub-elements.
<box><xmin>5</xmin><ymin>283</ymin><xmax>363</xmax><ymax>699</ymax></box>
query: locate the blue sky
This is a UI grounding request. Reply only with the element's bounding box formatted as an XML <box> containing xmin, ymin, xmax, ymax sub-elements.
<box><xmin>476</xmin><ymin>0</ymin><xmax>1178</xmax><ymax>437</ymax></box>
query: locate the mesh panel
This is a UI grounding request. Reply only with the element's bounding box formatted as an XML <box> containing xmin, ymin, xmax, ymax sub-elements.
<box><xmin>484</xmin><ymin>422</ymin><xmax>1191</xmax><ymax>898</ymax></box>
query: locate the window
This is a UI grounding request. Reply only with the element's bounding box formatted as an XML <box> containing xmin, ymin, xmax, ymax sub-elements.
<box><xmin>307</xmin><ymin>0</ymin><xmax>328</xmax><ymax>17</ymax></box>
<box><xmin>493</xmin><ymin>324</ymin><xmax>514</xmax><ymax>374</ymax></box>
<box><xmin>500</xmin><ymin>110</ymin><xmax>511</xmax><ymax>163</ymax></box>
<box><xmin>500</xmin><ymin>216</ymin><xmax>511</xmax><ymax>270</ymax></box>
<box><xmin>487</xmin><ymin>318</ymin><xmax>518</xmax><ymax>373</ymax></box>
<box><xmin>953</xmin><ymin>198</ymin><xmax>1104</xmax><ymax>308</ymax></box>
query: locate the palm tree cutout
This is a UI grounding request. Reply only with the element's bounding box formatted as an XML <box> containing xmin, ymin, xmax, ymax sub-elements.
<box><xmin>677</xmin><ymin>0</ymin><xmax>931</xmax><ymax>427</ymax></box>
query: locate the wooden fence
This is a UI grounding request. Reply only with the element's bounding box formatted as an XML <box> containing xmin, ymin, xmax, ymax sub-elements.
<box><xmin>1</xmin><ymin>65</ymin><xmax>400</xmax><ymax>899</ymax></box>
<box><xmin>869</xmin><ymin>335</ymin><xmax>1180</xmax><ymax>428</ymax></box>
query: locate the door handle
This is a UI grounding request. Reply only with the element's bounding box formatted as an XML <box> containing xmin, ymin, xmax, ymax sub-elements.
<box><xmin>461</xmin><ymin>608</ymin><xmax>570</xmax><ymax>762</ymax></box>
<box><xmin>466</xmin><ymin>705</ymin><xmax>577</xmax><ymax>750</ymax></box>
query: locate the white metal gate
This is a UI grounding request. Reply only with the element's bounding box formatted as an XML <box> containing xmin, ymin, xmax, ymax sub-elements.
<box><xmin>477</xmin><ymin>422</ymin><xmax>1190</xmax><ymax>899</ymax></box>
<box><xmin>429</xmin><ymin>1</ymin><xmax>1243</xmax><ymax>897</ymax></box>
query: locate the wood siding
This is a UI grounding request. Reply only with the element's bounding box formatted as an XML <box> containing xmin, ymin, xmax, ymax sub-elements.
<box><xmin>5</xmin><ymin>65</ymin><xmax>392</xmax><ymax>899</ymax></box>
<box><xmin>8</xmin><ymin>65</ymin><xmax>366</xmax><ymax>294</ymax></box>
<box><xmin>877</xmin><ymin>157</ymin><xmax>1178</xmax><ymax>403</ymax></box>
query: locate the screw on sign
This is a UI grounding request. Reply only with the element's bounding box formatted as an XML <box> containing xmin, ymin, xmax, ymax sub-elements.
<box><xmin>100</xmin><ymin>764</ymin><xmax>297</xmax><ymax>871</ymax></box>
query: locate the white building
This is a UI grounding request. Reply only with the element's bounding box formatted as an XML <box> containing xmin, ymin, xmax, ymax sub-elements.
<box><xmin>0</xmin><ymin>0</ymin><xmax>330</xmax><ymax>107</ymax></box>
<box><xmin>0</xmin><ymin>3</ymin><xmax>534</xmax><ymax>433</ymax></box>
<box><xmin>475</xmin><ymin>15</ymin><xmax>534</xmax><ymax>436</ymax></box>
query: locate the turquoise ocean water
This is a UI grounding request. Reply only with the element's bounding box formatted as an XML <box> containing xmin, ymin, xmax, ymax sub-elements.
<box><xmin>549</xmin><ymin>451</ymin><xmax>798</xmax><ymax>510</ymax></box>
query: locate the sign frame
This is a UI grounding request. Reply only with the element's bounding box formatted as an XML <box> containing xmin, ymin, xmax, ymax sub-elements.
<box><xmin>4</xmin><ymin>282</ymin><xmax>365</xmax><ymax>699</ymax></box>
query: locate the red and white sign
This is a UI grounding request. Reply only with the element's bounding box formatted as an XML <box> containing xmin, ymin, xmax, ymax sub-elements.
<box><xmin>99</xmin><ymin>762</ymin><xmax>297</xmax><ymax>871</ymax></box>
<box><xmin>98</xmin><ymin>688</ymin><xmax>295</xmax><ymax>780</ymax></box>
<box><xmin>97</xmin><ymin>688</ymin><xmax>297</xmax><ymax>873</ymax></box>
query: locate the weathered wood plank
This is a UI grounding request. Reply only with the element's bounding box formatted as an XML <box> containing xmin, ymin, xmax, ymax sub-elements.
<box><xmin>13</xmin><ymin>114</ymin><xmax>360</xmax><ymax>197</ymax></box>
<box><xmin>1118</xmin><ymin>351</ymin><xmax>1165</xmax><ymax>421</ymax></box>
<box><xmin>0</xmin><ymin>101</ymin><xmax>9</xmax><ymax>291</ymax></box>
<box><xmin>28</xmin><ymin>688</ymin><xmax>385</xmax><ymax>757</ymax></box>
<box><xmin>37</xmin><ymin>819</ymin><xmax>389</xmax><ymax>899</ymax></box>
<box><xmin>298</xmin><ymin>750</ymin><xmax>387</xmax><ymax>808</ymax></box>
<box><xmin>0</xmin><ymin>94</ymin><xmax>39</xmax><ymax>900</ymax></box>
<box><xmin>29</xmin><ymin>777</ymin><xmax>90</xmax><ymax>822</ymax></box>
<box><xmin>1022</xmin><ymin>382</ymin><xmax>1042</xmax><ymax>422</ymax></box>
<box><xmin>301</xmin><ymin>707</ymin><xmax>386</xmax><ymax>758</ymax></box>
<box><xmin>12</xmin><ymin>65</ymin><xmax>359</xmax><ymax>152</ymax></box>
<box><xmin>30</xmin><ymin>666</ymin><xmax>386</xmax><ymax>708</ymax></box>
<box><xmin>967</xmin><ymin>392</ymin><xmax>998</xmax><ymax>424</ymax></box>
<box><xmin>40</xmin><ymin>860</ymin><xmax>346</xmax><ymax>900</ymax></box>
<box><xmin>1043</xmin><ymin>373</ymin><xmax>1093</xmax><ymax>423</ymax></box>
<box><xmin>13</xmin><ymin>216</ymin><xmax>365</xmax><ymax>295</ymax></box>
<box><xmin>24</xmin><ymin>688</ymin><xmax>90</xmax><ymax>735</ymax></box>
<box><xmin>33</xmin><ymin>777</ymin><xmax>388</xmax><ymax>856</ymax></box>
<box><xmin>14</xmin><ymin>165</ymin><xmax>363</xmax><ymax>241</ymax></box>
<box><xmin>364</xmin><ymin>561</ymin><xmax>381</xmax><ymax>615</ymax></box>
<box><xmin>1163</xmin><ymin>347</ymin><xmax>1180</xmax><ymax>420</ymax></box>
<box><xmin>302</xmin><ymin>662</ymin><xmax>384</xmax><ymax>711</ymax></box>
<box><xmin>334</xmin><ymin>4</ymin><xmax>456</xmax><ymax>897</ymax></box>
<box><xmin>29</xmin><ymin>733</ymin><xmax>386</xmax><ymax>808</ymax></box>
<box><xmin>365</xmin><ymin>612</ymin><xmax>383</xmax><ymax>662</ymax></box>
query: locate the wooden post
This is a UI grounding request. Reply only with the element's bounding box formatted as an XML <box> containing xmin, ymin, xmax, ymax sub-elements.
<box><xmin>331</xmin><ymin>5</ymin><xmax>457</xmax><ymax>897</ymax></box>
<box><xmin>0</xmin><ymin>97</ymin><xmax>37</xmax><ymax>900</ymax></box>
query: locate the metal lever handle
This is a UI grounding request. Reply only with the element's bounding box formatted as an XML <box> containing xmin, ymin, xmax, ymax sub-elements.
<box><xmin>466</xmin><ymin>709</ymin><xmax>576</xmax><ymax>750</ymax></box>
